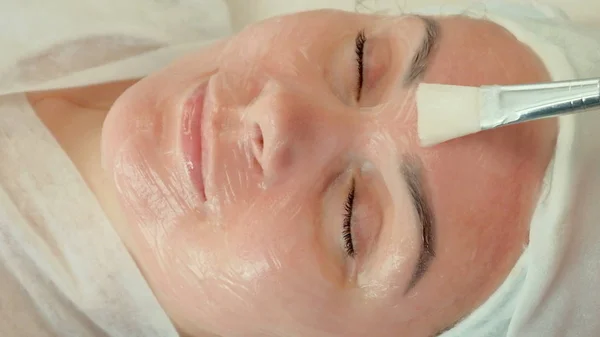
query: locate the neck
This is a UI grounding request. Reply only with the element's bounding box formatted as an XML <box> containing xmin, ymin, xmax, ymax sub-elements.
<box><xmin>27</xmin><ymin>79</ymin><xmax>139</xmax><ymax>237</ymax></box>
<box><xmin>28</xmin><ymin>79</ymin><xmax>200</xmax><ymax>335</ymax></box>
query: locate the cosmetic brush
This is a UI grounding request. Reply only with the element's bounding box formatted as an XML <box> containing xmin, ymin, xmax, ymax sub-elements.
<box><xmin>417</xmin><ymin>78</ymin><xmax>600</xmax><ymax>146</ymax></box>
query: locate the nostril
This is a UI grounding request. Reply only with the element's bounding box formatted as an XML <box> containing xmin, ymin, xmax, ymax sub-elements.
<box><xmin>251</xmin><ymin>124</ymin><xmax>264</xmax><ymax>168</ymax></box>
<box><xmin>253</xmin><ymin>124</ymin><xmax>264</xmax><ymax>155</ymax></box>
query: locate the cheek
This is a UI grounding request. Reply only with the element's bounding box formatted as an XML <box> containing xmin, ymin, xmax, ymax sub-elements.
<box><xmin>161</xmin><ymin>212</ymin><xmax>349</xmax><ymax>336</ymax></box>
<box><xmin>109</xmin><ymin>132</ymin><xmax>200</xmax><ymax>243</ymax></box>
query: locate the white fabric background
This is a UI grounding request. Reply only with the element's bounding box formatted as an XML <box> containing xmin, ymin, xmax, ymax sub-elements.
<box><xmin>225</xmin><ymin>0</ymin><xmax>599</xmax><ymax>30</ymax></box>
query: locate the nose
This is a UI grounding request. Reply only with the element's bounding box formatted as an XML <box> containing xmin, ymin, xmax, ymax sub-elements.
<box><xmin>243</xmin><ymin>79</ymin><xmax>350</xmax><ymax>182</ymax></box>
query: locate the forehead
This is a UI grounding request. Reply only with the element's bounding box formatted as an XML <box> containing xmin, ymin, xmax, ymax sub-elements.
<box><xmin>422</xmin><ymin>16</ymin><xmax>548</xmax><ymax>86</ymax></box>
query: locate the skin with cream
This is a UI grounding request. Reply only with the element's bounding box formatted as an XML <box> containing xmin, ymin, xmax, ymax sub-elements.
<box><xmin>30</xmin><ymin>10</ymin><xmax>558</xmax><ymax>337</ymax></box>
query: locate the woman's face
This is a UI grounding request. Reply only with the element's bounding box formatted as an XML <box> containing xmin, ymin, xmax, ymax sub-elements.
<box><xmin>102</xmin><ymin>10</ymin><xmax>555</xmax><ymax>337</ymax></box>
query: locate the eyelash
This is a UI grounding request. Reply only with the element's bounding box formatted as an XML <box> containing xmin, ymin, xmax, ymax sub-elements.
<box><xmin>355</xmin><ymin>29</ymin><xmax>367</xmax><ymax>100</ymax></box>
<box><xmin>343</xmin><ymin>179</ymin><xmax>356</xmax><ymax>257</ymax></box>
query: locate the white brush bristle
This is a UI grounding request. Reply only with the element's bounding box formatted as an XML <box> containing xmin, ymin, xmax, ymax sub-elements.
<box><xmin>417</xmin><ymin>83</ymin><xmax>482</xmax><ymax>146</ymax></box>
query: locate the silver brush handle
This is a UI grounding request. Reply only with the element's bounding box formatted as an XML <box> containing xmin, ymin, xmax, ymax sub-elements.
<box><xmin>480</xmin><ymin>78</ymin><xmax>600</xmax><ymax>130</ymax></box>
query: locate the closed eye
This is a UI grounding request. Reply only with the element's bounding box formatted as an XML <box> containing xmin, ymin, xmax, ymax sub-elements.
<box><xmin>354</xmin><ymin>29</ymin><xmax>367</xmax><ymax>100</ymax></box>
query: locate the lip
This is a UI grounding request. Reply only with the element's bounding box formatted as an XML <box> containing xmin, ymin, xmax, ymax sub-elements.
<box><xmin>181</xmin><ymin>80</ymin><xmax>210</xmax><ymax>202</ymax></box>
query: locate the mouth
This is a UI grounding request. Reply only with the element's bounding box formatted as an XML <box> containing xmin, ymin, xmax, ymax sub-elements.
<box><xmin>181</xmin><ymin>80</ymin><xmax>210</xmax><ymax>202</ymax></box>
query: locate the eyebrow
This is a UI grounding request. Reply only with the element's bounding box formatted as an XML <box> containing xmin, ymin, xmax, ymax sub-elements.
<box><xmin>401</xmin><ymin>155</ymin><xmax>436</xmax><ymax>293</ymax></box>
<box><xmin>404</xmin><ymin>16</ymin><xmax>440</xmax><ymax>85</ymax></box>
